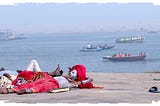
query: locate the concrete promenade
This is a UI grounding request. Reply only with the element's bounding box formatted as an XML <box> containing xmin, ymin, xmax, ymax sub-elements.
<box><xmin>0</xmin><ymin>73</ymin><xmax>160</xmax><ymax>104</ymax></box>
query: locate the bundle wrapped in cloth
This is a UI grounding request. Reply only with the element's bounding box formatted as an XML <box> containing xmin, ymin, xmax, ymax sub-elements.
<box><xmin>69</xmin><ymin>64</ymin><xmax>103</xmax><ymax>89</ymax></box>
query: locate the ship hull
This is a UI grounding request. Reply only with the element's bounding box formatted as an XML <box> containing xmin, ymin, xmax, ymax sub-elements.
<box><xmin>103</xmin><ymin>55</ymin><xmax>146</xmax><ymax>61</ymax></box>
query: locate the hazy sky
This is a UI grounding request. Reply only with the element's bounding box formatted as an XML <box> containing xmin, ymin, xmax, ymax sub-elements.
<box><xmin>0</xmin><ymin>3</ymin><xmax>160</xmax><ymax>33</ymax></box>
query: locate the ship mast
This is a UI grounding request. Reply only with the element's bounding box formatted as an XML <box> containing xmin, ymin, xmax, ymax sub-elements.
<box><xmin>140</xmin><ymin>27</ymin><xmax>143</xmax><ymax>36</ymax></box>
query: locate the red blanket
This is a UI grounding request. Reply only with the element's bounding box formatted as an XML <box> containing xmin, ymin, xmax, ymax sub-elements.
<box><xmin>12</xmin><ymin>70</ymin><xmax>60</xmax><ymax>93</ymax></box>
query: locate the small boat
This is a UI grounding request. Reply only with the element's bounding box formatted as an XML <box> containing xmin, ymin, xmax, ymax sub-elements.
<box><xmin>115</xmin><ymin>35</ymin><xmax>144</xmax><ymax>43</ymax></box>
<box><xmin>80</xmin><ymin>44</ymin><xmax>114</xmax><ymax>52</ymax></box>
<box><xmin>147</xmin><ymin>31</ymin><xmax>158</xmax><ymax>34</ymax></box>
<box><xmin>0</xmin><ymin>29</ymin><xmax>16</xmax><ymax>40</ymax></box>
<box><xmin>103</xmin><ymin>52</ymin><xmax>147</xmax><ymax>61</ymax></box>
<box><xmin>80</xmin><ymin>44</ymin><xmax>103</xmax><ymax>52</ymax></box>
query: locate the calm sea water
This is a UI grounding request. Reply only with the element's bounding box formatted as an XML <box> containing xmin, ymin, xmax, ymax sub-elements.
<box><xmin>0</xmin><ymin>31</ymin><xmax>160</xmax><ymax>73</ymax></box>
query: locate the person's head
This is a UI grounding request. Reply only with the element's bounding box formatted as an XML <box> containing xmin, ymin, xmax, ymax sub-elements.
<box><xmin>0</xmin><ymin>74</ymin><xmax>16</xmax><ymax>87</ymax></box>
<box><xmin>68</xmin><ymin>64</ymin><xmax>87</xmax><ymax>81</ymax></box>
<box><xmin>68</xmin><ymin>68</ymin><xmax>78</xmax><ymax>80</ymax></box>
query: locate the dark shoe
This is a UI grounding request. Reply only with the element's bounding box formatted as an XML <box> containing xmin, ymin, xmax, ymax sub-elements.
<box><xmin>16</xmin><ymin>70</ymin><xmax>23</xmax><ymax>73</ymax></box>
<box><xmin>17</xmin><ymin>88</ymin><xmax>26</xmax><ymax>95</ymax></box>
<box><xmin>0</xmin><ymin>67</ymin><xmax>5</xmax><ymax>71</ymax></box>
<box><xmin>149</xmin><ymin>86</ymin><xmax>160</xmax><ymax>93</ymax></box>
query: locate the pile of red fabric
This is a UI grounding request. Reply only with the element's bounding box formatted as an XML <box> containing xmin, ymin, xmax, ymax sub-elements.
<box><xmin>12</xmin><ymin>70</ymin><xmax>60</xmax><ymax>93</ymax></box>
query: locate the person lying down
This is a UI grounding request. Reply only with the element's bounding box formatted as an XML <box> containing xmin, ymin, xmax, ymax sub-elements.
<box><xmin>0</xmin><ymin>60</ymin><xmax>100</xmax><ymax>95</ymax></box>
<box><xmin>0</xmin><ymin>60</ymin><xmax>63</xmax><ymax>88</ymax></box>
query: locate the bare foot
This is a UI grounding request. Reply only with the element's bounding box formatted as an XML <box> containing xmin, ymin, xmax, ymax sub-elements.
<box><xmin>17</xmin><ymin>88</ymin><xmax>26</xmax><ymax>95</ymax></box>
<box><xmin>0</xmin><ymin>88</ymin><xmax>8</xmax><ymax>94</ymax></box>
<box><xmin>48</xmin><ymin>64</ymin><xmax>63</xmax><ymax>77</ymax></box>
